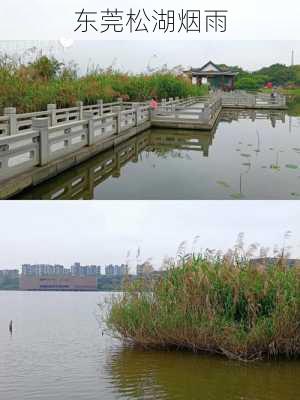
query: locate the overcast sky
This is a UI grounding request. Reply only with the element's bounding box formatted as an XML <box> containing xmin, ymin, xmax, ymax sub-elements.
<box><xmin>1</xmin><ymin>40</ymin><xmax>299</xmax><ymax>73</ymax></box>
<box><xmin>0</xmin><ymin>201</ymin><xmax>299</xmax><ymax>271</ymax></box>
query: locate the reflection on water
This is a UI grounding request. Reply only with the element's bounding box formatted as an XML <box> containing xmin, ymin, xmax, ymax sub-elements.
<box><xmin>106</xmin><ymin>347</ymin><xmax>300</xmax><ymax>400</ymax></box>
<box><xmin>0</xmin><ymin>292</ymin><xmax>299</xmax><ymax>400</ymax></box>
<box><xmin>16</xmin><ymin>110</ymin><xmax>300</xmax><ymax>200</ymax></box>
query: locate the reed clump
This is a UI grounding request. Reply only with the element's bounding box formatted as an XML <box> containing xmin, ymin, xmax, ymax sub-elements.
<box><xmin>0</xmin><ymin>54</ymin><xmax>207</xmax><ymax>113</ymax></box>
<box><xmin>107</xmin><ymin>255</ymin><xmax>300</xmax><ymax>361</ymax></box>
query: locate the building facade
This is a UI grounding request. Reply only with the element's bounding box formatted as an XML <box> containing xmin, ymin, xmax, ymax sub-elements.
<box><xmin>105</xmin><ymin>264</ymin><xmax>128</xmax><ymax>276</ymax></box>
<box><xmin>137</xmin><ymin>261</ymin><xmax>154</xmax><ymax>276</ymax></box>
<box><xmin>22</xmin><ymin>263</ymin><xmax>102</xmax><ymax>277</ymax></box>
<box><xmin>20</xmin><ymin>275</ymin><xmax>97</xmax><ymax>291</ymax></box>
<box><xmin>185</xmin><ymin>61</ymin><xmax>238</xmax><ymax>91</ymax></box>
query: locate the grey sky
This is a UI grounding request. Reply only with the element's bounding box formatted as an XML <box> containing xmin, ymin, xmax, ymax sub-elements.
<box><xmin>0</xmin><ymin>201</ymin><xmax>299</xmax><ymax>271</ymax></box>
<box><xmin>1</xmin><ymin>41</ymin><xmax>299</xmax><ymax>74</ymax></box>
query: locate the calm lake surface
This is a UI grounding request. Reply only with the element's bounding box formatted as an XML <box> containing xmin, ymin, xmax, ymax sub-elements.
<box><xmin>16</xmin><ymin>109</ymin><xmax>300</xmax><ymax>200</ymax></box>
<box><xmin>0</xmin><ymin>291</ymin><xmax>299</xmax><ymax>400</ymax></box>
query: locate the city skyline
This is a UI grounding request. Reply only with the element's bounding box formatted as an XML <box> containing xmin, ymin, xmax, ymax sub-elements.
<box><xmin>1</xmin><ymin>201</ymin><xmax>300</xmax><ymax>273</ymax></box>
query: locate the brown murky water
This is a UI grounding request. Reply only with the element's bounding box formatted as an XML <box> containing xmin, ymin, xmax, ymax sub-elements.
<box><xmin>0</xmin><ymin>291</ymin><xmax>299</xmax><ymax>400</ymax></box>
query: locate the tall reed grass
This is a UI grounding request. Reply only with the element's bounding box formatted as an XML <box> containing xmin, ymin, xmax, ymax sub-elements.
<box><xmin>0</xmin><ymin>55</ymin><xmax>207</xmax><ymax>113</ymax></box>
<box><xmin>106</xmin><ymin>253</ymin><xmax>300</xmax><ymax>361</ymax></box>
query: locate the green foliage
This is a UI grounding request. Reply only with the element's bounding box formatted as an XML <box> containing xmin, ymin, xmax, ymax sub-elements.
<box><xmin>235</xmin><ymin>75</ymin><xmax>266</xmax><ymax>91</ymax></box>
<box><xmin>235</xmin><ymin>64</ymin><xmax>300</xmax><ymax>90</ymax></box>
<box><xmin>254</xmin><ymin>64</ymin><xmax>295</xmax><ymax>86</ymax></box>
<box><xmin>0</xmin><ymin>55</ymin><xmax>208</xmax><ymax>113</ymax></box>
<box><xmin>107</xmin><ymin>257</ymin><xmax>300</xmax><ymax>360</ymax></box>
<box><xmin>29</xmin><ymin>56</ymin><xmax>63</xmax><ymax>80</ymax></box>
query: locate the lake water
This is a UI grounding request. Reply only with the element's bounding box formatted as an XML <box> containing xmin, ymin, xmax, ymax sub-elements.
<box><xmin>0</xmin><ymin>291</ymin><xmax>299</xmax><ymax>400</ymax></box>
<box><xmin>16</xmin><ymin>109</ymin><xmax>300</xmax><ymax>200</ymax></box>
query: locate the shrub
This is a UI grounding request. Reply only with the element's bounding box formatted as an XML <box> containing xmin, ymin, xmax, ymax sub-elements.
<box><xmin>106</xmin><ymin>255</ymin><xmax>300</xmax><ymax>361</ymax></box>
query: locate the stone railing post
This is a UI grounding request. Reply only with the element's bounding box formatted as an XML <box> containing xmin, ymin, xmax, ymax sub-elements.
<box><xmin>135</xmin><ymin>107</ymin><xmax>141</xmax><ymax>126</ymax></box>
<box><xmin>149</xmin><ymin>108</ymin><xmax>154</xmax><ymax>121</ymax></box>
<box><xmin>201</xmin><ymin>104</ymin><xmax>211</xmax><ymax>122</ymax></box>
<box><xmin>47</xmin><ymin>104</ymin><xmax>57</xmax><ymax>126</ymax></box>
<box><xmin>117</xmin><ymin>111</ymin><xmax>122</xmax><ymax>134</ymax></box>
<box><xmin>83</xmin><ymin>111</ymin><xmax>95</xmax><ymax>146</ymax></box>
<box><xmin>32</xmin><ymin>117</ymin><xmax>49</xmax><ymax>166</ymax></box>
<box><xmin>76</xmin><ymin>101</ymin><xmax>84</xmax><ymax>120</ymax></box>
<box><xmin>174</xmin><ymin>105</ymin><xmax>179</xmax><ymax>119</ymax></box>
<box><xmin>97</xmin><ymin>99</ymin><xmax>103</xmax><ymax>116</ymax></box>
<box><xmin>4</xmin><ymin>107</ymin><xmax>17</xmax><ymax>135</ymax></box>
<box><xmin>117</xmin><ymin>97</ymin><xmax>123</xmax><ymax>110</ymax></box>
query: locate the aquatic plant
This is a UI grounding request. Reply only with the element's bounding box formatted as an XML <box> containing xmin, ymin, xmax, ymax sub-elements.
<box><xmin>106</xmin><ymin>240</ymin><xmax>300</xmax><ymax>361</ymax></box>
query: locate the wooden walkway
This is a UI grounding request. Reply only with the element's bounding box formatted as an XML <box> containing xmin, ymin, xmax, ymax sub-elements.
<box><xmin>0</xmin><ymin>91</ymin><xmax>287</xmax><ymax>199</ymax></box>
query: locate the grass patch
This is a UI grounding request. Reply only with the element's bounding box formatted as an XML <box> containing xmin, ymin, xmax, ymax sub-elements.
<box><xmin>106</xmin><ymin>255</ymin><xmax>300</xmax><ymax>361</ymax></box>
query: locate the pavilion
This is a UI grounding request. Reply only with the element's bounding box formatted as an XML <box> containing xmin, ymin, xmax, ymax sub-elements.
<box><xmin>186</xmin><ymin>61</ymin><xmax>238</xmax><ymax>91</ymax></box>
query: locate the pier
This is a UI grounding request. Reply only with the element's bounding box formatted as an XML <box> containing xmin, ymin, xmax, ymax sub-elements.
<box><xmin>0</xmin><ymin>91</ymin><xmax>287</xmax><ymax>199</ymax></box>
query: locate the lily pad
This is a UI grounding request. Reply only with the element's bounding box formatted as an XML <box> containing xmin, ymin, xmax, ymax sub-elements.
<box><xmin>230</xmin><ymin>192</ymin><xmax>244</xmax><ymax>199</ymax></box>
<box><xmin>241</xmin><ymin>153</ymin><xmax>251</xmax><ymax>158</ymax></box>
<box><xmin>286</xmin><ymin>164</ymin><xmax>298</xmax><ymax>169</ymax></box>
<box><xmin>216</xmin><ymin>180</ymin><xmax>230</xmax><ymax>188</ymax></box>
<box><xmin>270</xmin><ymin>164</ymin><xmax>280</xmax><ymax>170</ymax></box>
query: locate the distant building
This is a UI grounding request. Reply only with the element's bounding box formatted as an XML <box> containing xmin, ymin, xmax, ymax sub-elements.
<box><xmin>0</xmin><ymin>269</ymin><xmax>19</xmax><ymax>279</ymax></box>
<box><xmin>71</xmin><ymin>263</ymin><xmax>102</xmax><ymax>277</ymax></box>
<box><xmin>20</xmin><ymin>276</ymin><xmax>97</xmax><ymax>291</ymax></box>
<box><xmin>105</xmin><ymin>264</ymin><xmax>128</xmax><ymax>276</ymax></box>
<box><xmin>185</xmin><ymin>61</ymin><xmax>238</xmax><ymax>91</ymax></box>
<box><xmin>22</xmin><ymin>263</ymin><xmax>102</xmax><ymax>277</ymax></box>
<box><xmin>250</xmin><ymin>257</ymin><xmax>300</xmax><ymax>268</ymax></box>
<box><xmin>21</xmin><ymin>264</ymin><xmax>64</xmax><ymax>276</ymax></box>
<box><xmin>137</xmin><ymin>261</ymin><xmax>154</xmax><ymax>276</ymax></box>
<box><xmin>71</xmin><ymin>262</ymin><xmax>81</xmax><ymax>276</ymax></box>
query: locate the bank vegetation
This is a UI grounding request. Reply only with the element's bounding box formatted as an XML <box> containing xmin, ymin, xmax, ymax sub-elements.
<box><xmin>107</xmin><ymin>244</ymin><xmax>300</xmax><ymax>361</ymax></box>
<box><xmin>0</xmin><ymin>54</ymin><xmax>207</xmax><ymax>113</ymax></box>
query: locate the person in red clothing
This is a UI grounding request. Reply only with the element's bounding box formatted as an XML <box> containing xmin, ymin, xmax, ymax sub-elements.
<box><xmin>150</xmin><ymin>97</ymin><xmax>158</xmax><ymax>110</ymax></box>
